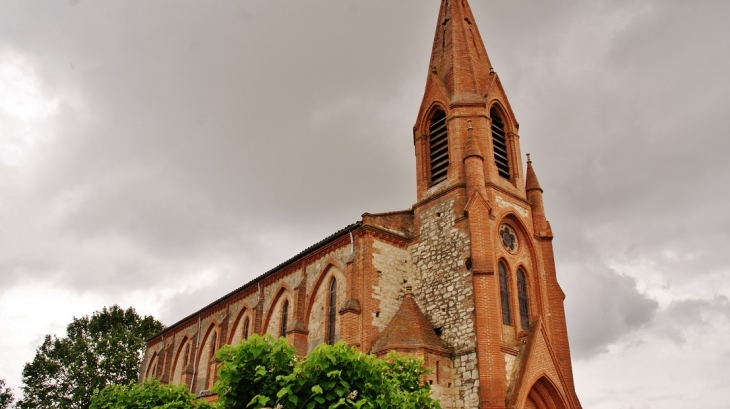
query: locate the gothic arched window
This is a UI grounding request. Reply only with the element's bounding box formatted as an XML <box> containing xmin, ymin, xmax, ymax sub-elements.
<box><xmin>209</xmin><ymin>332</ymin><xmax>217</xmax><ymax>358</ymax></box>
<box><xmin>429</xmin><ymin>109</ymin><xmax>449</xmax><ymax>185</ymax></box>
<box><xmin>207</xmin><ymin>331</ymin><xmax>218</xmax><ymax>389</ymax></box>
<box><xmin>490</xmin><ymin>108</ymin><xmax>510</xmax><ymax>179</ymax></box>
<box><xmin>498</xmin><ymin>261</ymin><xmax>512</xmax><ymax>325</ymax></box>
<box><xmin>243</xmin><ymin>317</ymin><xmax>250</xmax><ymax>340</ymax></box>
<box><xmin>517</xmin><ymin>268</ymin><xmax>530</xmax><ymax>330</ymax></box>
<box><xmin>280</xmin><ymin>300</ymin><xmax>289</xmax><ymax>337</ymax></box>
<box><xmin>147</xmin><ymin>353</ymin><xmax>159</xmax><ymax>380</ymax></box>
<box><xmin>327</xmin><ymin>278</ymin><xmax>337</xmax><ymax>345</ymax></box>
<box><xmin>183</xmin><ymin>342</ymin><xmax>190</xmax><ymax>367</ymax></box>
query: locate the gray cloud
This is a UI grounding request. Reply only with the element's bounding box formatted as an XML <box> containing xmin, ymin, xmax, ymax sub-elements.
<box><xmin>2</xmin><ymin>1</ymin><xmax>730</xmax><ymax>406</ymax></box>
<box><xmin>563</xmin><ymin>263</ymin><xmax>659</xmax><ymax>359</ymax></box>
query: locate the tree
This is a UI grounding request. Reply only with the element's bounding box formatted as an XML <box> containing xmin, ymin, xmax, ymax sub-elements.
<box><xmin>214</xmin><ymin>335</ymin><xmax>440</xmax><ymax>409</ymax></box>
<box><xmin>0</xmin><ymin>379</ymin><xmax>14</xmax><ymax>409</ymax></box>
<box><xmin>89</xmin><ymin>379</ymin><xmax>214</xmax><ymax>409</ymax></box>
<box><xmin>17</xmin><ymin>305</ymin><xmax>164</xmax><ymax>409</ymax></box>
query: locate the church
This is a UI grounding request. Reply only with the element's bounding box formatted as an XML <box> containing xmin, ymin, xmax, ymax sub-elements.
<box><xmin>141</xmin><ymin>1</ymin><xmax>583</xmax><ymax>408</ymax></box>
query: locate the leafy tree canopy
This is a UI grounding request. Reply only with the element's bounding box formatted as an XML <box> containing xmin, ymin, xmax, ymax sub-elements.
<box><xmin>214</xmin><ymin>335</ymin><xmax>440</xmax><ymax>409</ymax></box>
<box><xmin>0</xmin><ymin>379</ymin><xmax>14</xmax><ymax>409</ymax></box>
<box><xmin>89</xmin><ymin>379</ymin><xmax>214</xmax><ymax>409</ymax></box>
<box><xmin>17</xmin><ymin>305</ymin><xmax>164</xmax><ymax>409</ymax></box>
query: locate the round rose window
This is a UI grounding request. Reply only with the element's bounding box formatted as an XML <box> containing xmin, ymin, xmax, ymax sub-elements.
<box><xmin>500</xmin><ymin>224</ymin><xmax>519</xmax><ymax>253</ymax></box>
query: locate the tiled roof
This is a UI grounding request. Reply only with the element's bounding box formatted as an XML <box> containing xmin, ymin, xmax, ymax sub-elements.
<box><xmin>147</xmin><ymin>222</ymin><xmax>362</xmax><ymax>341</ymax></box>
<box><xmin>371</xmin><ymin>289</ymin><xmax>447</xmax><ymax>355</ymax></box>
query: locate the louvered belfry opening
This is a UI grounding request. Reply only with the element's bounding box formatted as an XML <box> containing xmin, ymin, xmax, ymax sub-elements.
<box><xmin>429</xmin><ymin>109</ymin><xmax>449</xmax><ymax>185</ymax></box>
<box><xmin>491</xmin><ymin>108</ymin><xmax>510</xmax><ymax>179</ymax></box>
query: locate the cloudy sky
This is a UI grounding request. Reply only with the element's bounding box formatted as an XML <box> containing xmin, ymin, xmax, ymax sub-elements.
<box><xmin>1</xmin><ymin>0</ymin><xmax>729</xmax><ymax>407</ymax></box>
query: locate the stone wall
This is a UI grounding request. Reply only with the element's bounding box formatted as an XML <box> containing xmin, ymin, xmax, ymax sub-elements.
<box><xmin>371</xmin><ymin>240</ymin><xmax>411</xmax><ymax>332</ymax></box>
<box><xmin>410</xmin><ymin>198</ymin><xmax>479</xmax><ymax>409</ymax></box>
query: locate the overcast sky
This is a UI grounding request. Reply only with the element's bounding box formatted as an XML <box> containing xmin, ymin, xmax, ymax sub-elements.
<box><xmin>1</xmin><ymin>1</ymin><xmax>729</xmax><ymax>408</ymax></box>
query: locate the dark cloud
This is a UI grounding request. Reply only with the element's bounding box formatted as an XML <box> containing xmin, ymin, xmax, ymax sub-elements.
<box><xmin>563</xmin><ymin>263</ymin><xmax>659</xmax><ymax>359</ymax></box>
<box><xmin>1</xmin><ymin>1</ymin><xmax>730</xmax><ymax>406</ymax></box>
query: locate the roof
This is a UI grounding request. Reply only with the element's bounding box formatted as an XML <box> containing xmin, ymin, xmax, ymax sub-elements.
<box><xmin>147</xmin><ymin>221</ymin><xmax>362</xmax><ymax>341</ymax></box>
<box><xmin>370</xmin><ymin>288</ymin><xmax>448</xmax><ymax>355</ymax></box>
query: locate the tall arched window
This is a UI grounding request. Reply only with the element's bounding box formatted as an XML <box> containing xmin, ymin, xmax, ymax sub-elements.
<box><xmin>498</xmin><ymin>261</ymin><xmax>512</xmax><ymax>325</ymax></box>
<box><xmin>327</xmin><ymin>278</ymin><xmax>337</xmax><ymax>345</ymax></box>
<box><xmin>183</xmin><ymin>342</ymin><xmax>190</xmax><ymax>367</ymax></box>
<box><xmin>517</xmin><ymin>268</ymin><xmax>530</xmax><ymax>330</ymax></box>
<box><xmin>207</xmin><ymin>331</ymin><xmax>218</xmax><ymax>389</ymax></box>
<box><xmin>429</xmin><ymin>109</ymin><xmax>449</xmax><ymax>185</ymax></box>
<box><xmin>243</xmin><ymin>317</ymin><xmax>250</xmax><ymax>340</ymax></box>
<box><xmin>280</xmin><ymin>300</ymin><xmax>289</xmax><ymax>337</ymax></box>
<box><xmin>147</xmin><ymin>353</ymin><xmax>159</xmax><ymax>380</ymax></box>
<box><xmin>490</xmin><ymin>108</ymin><xmax>510</xmax><ymax>179</ymax></box>
<box><xmin>209</xmin><ymin>332</ymin><xmax>217</xmax><ymax>358</ymax></box>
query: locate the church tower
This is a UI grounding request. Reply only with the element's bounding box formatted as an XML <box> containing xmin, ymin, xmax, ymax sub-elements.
<box><xmin>140</xmin><ymin>2</ymin><xmax>583</xmax><ymax>408</ymax></box>
<box><xmin>408</xmin><ymin>0</ymin><xmax>583</xmax><ymax>407</ymax></box>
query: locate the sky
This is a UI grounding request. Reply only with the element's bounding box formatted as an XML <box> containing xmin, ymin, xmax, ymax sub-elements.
<box><xmin>1</xmin><ymin>0</ymin><xmax>729</xmax><ymax>408</ymax></box>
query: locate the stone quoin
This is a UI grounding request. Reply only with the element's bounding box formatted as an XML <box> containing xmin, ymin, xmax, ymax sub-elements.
<box><xmin>140</xmin><ymin>1</ymin><xmax>583</xmax><ymax>408</ymax></box>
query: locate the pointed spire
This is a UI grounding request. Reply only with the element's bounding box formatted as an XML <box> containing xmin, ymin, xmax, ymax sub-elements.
<box><xmin>429</xmin><ymin>0</ymin><xmax>494</xmax><ymax>103</ymax></box>
<box><xmin>525</xmin><ymin>154</ymin><xmax>543</xmax><ymax>193</ymax></box>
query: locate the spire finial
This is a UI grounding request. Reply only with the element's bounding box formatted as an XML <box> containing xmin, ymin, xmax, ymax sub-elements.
<box><xmin>404</xmin><ymin>283</ymin><xmax>413</xmax><ymax>296</ymax></box>
<box><xmin>526</xmin><ymin>153</ymin><xmax>532</xmax><ymax>164</ymax></box>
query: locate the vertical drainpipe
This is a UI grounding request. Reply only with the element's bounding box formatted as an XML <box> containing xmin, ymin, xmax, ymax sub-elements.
<box><xmin>190</xmin><ymin>313</ymin><xmax>202</xmax><ymax>393</ymax></box>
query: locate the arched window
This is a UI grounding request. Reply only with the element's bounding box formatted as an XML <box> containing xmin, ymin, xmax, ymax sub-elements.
<box><xmin>517</xmin><ymin>268</ymin><xmax>530</xmax><ymax>330</ymax></box>
<box><xmin>490</xmin><ymin>108</ymin><xmax>510</xmax><ymax>179</ymax></box>
<box><xmin>243</xmin><ymin>317</ymin><xmax>250</xmax><ymax>340</ymax></box>
<box><xmin>280</xmin><ymin>300</ymin><xmax>289</xmax><ymax>337</ymax></box>
<box><xmin>209</xmin><ymin>332</ymin><xmax>217</xmax><ymax>358</ymax></box>
<box><xmin>429</xmin><ymin>109</ymin><xmax>449</xmax><ymax>185</ymax></box>
<box><xmin>207</xmin><ymin>331</ymin><xmax>218</xmax><ymax>390</ymax></box>
<box><xmin>327</xmin><ymin>278</ymin><xmax>337</xmax><ymax>345</ymax></box>
<box><xmin>498</xmin><ymin>261</ymin><xmax>512</xmax><ymax>325</ymax></box>
<box><xmin>146</xmin><ymin>353</ymin><xmax>159</xmax><ymax>380</ymax></box>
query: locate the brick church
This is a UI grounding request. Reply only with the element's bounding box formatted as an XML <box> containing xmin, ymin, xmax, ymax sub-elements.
<box><xmin>141</xmin><ymin>1</ymin><xmax>583</xmax><ymax>408</ymax></box>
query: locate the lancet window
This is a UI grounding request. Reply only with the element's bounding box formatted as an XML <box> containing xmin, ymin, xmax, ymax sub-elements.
<box><xmin>280</xmin><ymin>300</ymin><xmax>289</xmax><ymax>337</ymax></box>
<box><xmin>499</xmin><ymin>261</ymin><xmax>512</xmax><ymax>325</ymax></box>
<box><xmin>243</xmin><ymin>317</ymin><xmax>250</xmax><ymax>340</ymax></box>
<box><xmin>490</xmin><ymin>108</ymin><xmax>510</xmax><ymax>179</ymax></box>
<box><xmin>517</xmin><ymin>268</ymin><xmax>530</xmax><ymax>330</ymax></box>
<box><xmin>327</xmin><ymin>278</ymin><xmax>337</xmax><ymax>345</ymax></box>
<box><xmin>429</xmin><ymin>109</ymin><xmax>449</xmax><ymax>184</ymax></box>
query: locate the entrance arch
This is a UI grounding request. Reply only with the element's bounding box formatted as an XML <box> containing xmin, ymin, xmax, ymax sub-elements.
<box><xmin>524</xmin><ymin>376</ymin><xmax>567</xmax><ymax>409</ymax></box>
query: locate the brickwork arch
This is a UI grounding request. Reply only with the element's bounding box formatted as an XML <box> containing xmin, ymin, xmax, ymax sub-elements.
<box><xmin>304</xmin><ymin>262</ymin><xmax>346</xmax><ymax>352</ymax></box>
<box><xmin>495</xmin><ymin>213</ymin><xmax>538</xmax><ymax>263</ymax></box>
<box><xmin>194</xmin><ymin>322</ymin><xmax>219</xmax><ymax>394</ymax></box>
<box><xmin>415</xmin><ymin>100</ymin><xmax>450</xmax><ymax>135</ymax></box>
<box><xmin>494</xmin><ymin>214</ymin><xmax>543</xmax><ymax>334</ymax></box>
<box><xmin>487</xmin><ymin>100</ymin><xmax>516</xmax><ymax>134</ymax></box>
<box><xmin>523</xmin><ymin>375</ymin><xmax>568</xmax><ymax>409</ymax></box>
<box><xmin>229</xmin><ymin>304</ymin><xmax>255</xmax><ymax>346</ymax></box>
<box><xmin>145</xmin><ymin>351</ymin><xmax>159</xmax><ymax>380</ymax></box>
<box><xmin>171</xmin><ymin>336</ymin><xmax>192</xmax><ymax>385</ymax></box>
<box><xmin>263</xmin><ymin>286</ymin><xmax>293</xmax><ymax>338</ymax></box>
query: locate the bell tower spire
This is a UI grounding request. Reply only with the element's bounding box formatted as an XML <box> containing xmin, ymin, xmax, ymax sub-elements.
<box><xmin>429</xmin><ymin>0</ymin><xmax>494</xmax><ymax>102</ymax></box>
<box><xmin>408</xmin><ymin>1</ymin><xmax>582</xmax><ymax>408</ymax></box>
<box><xmin>413</xmin><ymin>0</ymin><xmax>523</xmax><ymax>204</ymax></box>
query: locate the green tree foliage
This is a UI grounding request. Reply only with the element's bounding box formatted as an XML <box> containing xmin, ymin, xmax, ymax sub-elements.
<box><xmin>214</xmin><ymin>335</ymin><xmax>440</xmax><ymax>409</ymax></box>
<box><xmin>17</xmin><ymin>305</ymin><xmax>164</xmax><ymax>409</ymax></box>
<box><xmin>89</xmin><ymin>379</ymin><xmax>214</xmax><ymax>409</ymax></box>
<box><xmin>0</xmin><ymin>379</ymin><xmax>14</xmax><ymax>409</ymax></box>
